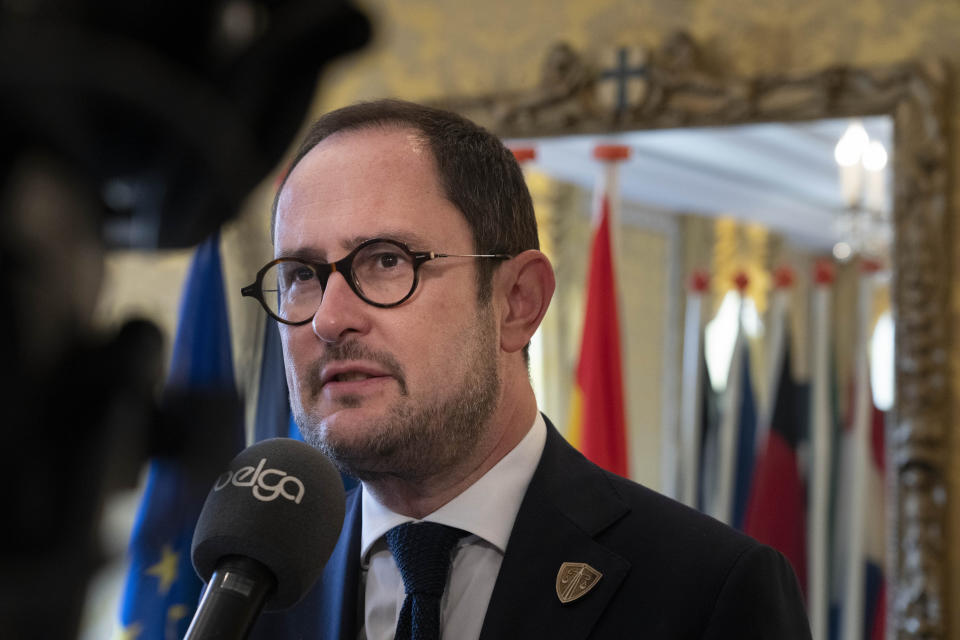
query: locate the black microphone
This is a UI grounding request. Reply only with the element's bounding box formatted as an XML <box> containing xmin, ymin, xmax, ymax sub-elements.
<box><xmin>187</xmin><ymin>437</ymin><xmax>346</xmax><ymax>639</ymax></box>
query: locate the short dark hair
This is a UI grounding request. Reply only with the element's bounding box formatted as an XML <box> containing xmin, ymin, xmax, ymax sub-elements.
<box><xmin>272</xmin><ymin>99</ymin><xmax>539</xmax><ymax>300</ymax></box>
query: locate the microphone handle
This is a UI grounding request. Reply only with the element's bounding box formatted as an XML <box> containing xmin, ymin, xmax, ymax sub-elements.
<box><xmin>184</xmin><ymin>556</ymin><xmax>276</xmax><ymax>640</ymax></box>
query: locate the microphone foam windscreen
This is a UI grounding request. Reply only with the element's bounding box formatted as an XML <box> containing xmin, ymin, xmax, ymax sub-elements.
<box><xmin>191</xmin><ymin>438</ymin><xmax>346</xmax><ymax>610</ymax></box>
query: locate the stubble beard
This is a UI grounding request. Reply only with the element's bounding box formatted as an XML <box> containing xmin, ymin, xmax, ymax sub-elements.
<box><xmin>293</xmin><ymin>308</ymin><xmax>501</xmax><ymax>484</ymax></box>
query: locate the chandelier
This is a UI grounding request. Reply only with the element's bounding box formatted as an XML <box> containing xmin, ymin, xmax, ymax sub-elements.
<box><xmin>832</xmin><ymin>120</ymin><xmax>891</xmax><ymax>262</ymax></box>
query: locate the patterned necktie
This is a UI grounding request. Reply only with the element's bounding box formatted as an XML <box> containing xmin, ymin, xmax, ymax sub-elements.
<box><xmin>384</xmin><ymin>522</ymin><xmax>467</xmax><ymax>640</ymax></box>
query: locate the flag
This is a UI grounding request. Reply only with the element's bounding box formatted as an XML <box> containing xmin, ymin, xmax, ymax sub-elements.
<box><xmin>829</xmin><ymin>383</ymin><xmax>886</xmax><ymax>640</ymax></box>
<box><xmin>118</xmin><ymin>232</ymin><xmax>244</xmax><ymax>639</ymax></box>
<box><xmin>863</xmin><ymin>405</ymin><xmax>886</xmax><ymax>640</ymax></box>
<box><xmin>707</xmin><ymin>291</ymin><xmax>757</xmax><ymax>528</ymax></box>
<box><xmin>567</xmin><ymin>160</ymin><xmax>628</xmax><ymax>477</ymax></box>
<box><xmin>254</xmin><ymin>316</ymin><xmax>294</xmax><ymax>442</ymax></box>
<box><xmin>696</xmin><ymin>347</ymin><xmax>720</xmax><ymax>513</ymax></box>
<box><xmin>730</xmin><ymin>342</ymin><xmax>759</xmax><ymax>530</ymax></box>
<box><xmin>742</xmin><ymin>270</ymin><xmax>809</xmax><ymax>588</ymax></box>
<box><xmin>829</xmin><ymin>268</ymin><xmax>886</xmax><ymax>640</ymax></box>
<box><xmin>743</xmin><ymin>336</ymin><xmax>810</xmax><ymax>591</ymax></box>
<box><xmin>756</xmin><ymin>269</ymin><xmax>792</xmax><ymax>452</ymax></box>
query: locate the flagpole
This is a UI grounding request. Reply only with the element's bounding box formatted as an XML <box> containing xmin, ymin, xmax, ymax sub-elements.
<box><xmin>677</xmin><ymin>270</ymin><xmax>709</xmax><ymax>507</ymax></box>
<box><xmin>842</xmin><ymin>259</ymin><xmax>878</xmax><ymax>640</ymax></box>
<box><xmin>757</xmin><ymin>266</ymin><xmax>792</xmax><ymax>450</ymax></box>
<box><xmin>808</xmin><ymin>259</ymin><xmax>835</xmax><ymax>640</ymax></box>
<box><xmin>711</xmin><ymin>271</ymin><xmax>749</xmax><ymax>525</ymax></box>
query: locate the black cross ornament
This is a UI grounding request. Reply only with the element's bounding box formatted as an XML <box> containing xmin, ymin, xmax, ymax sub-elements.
<box><xmin>599</xmin><ymin>46</ymin><xmax>648</xmax><ymax>114</ymax></box>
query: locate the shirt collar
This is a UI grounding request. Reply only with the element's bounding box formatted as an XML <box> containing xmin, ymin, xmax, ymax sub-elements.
<box><xmin>360</xmin><ymin>412</ymin><xmax>547</xmax><ymax>561</ymax></box>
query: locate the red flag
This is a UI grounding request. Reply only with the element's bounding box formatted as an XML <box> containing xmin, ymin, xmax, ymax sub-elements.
<box><xmin>567</xmin><ymin>193</ymin><xmax>628</xmax><ymax>476</ymax></box>
<box><xmin>743</xmin><ymin>338</ymin><xmax>808</xmax><ymax>593</ymax></box>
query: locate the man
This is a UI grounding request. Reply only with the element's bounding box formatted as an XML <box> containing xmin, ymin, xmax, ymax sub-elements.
<box><xmin>244</xmin><ymin>99</ymin><xmax>811</xmax><ymax>639</ymax></box>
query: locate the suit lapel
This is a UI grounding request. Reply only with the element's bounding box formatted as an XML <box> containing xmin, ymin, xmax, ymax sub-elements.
<box><xmin>479</xmin><ymin>419</ymin><xmax>632</xmax><ymax>640</ymax></box>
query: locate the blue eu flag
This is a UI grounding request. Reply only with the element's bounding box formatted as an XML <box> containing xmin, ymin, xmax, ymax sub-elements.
<box><xmin>118</xmin><ymin>232</ymin><xmax>244</xmax><ymax>639</ymax></box>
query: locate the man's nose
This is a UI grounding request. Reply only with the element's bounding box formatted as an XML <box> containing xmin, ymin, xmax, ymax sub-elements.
<box><xmin>311</xmin><ymin>271</ymin><xmax>370</xmax><ymax>343</ymax></box>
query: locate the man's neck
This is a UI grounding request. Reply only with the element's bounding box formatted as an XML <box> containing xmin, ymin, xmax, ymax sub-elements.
<box><xmin>362</xmin><ymin>390</ymin><xmax>538</xmax><ymax>519</ymax></box>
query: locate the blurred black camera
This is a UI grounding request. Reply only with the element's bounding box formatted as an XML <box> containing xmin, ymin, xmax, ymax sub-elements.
<box><xmin>0</xmin><ymin>2</ymin><xmax>369</xmax><ymax>637</ymax></box>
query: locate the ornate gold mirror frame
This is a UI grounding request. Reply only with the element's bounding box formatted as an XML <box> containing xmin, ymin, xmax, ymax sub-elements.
<box><xmin>431</xmin><ymin>33</ymin><xmax>950</xmax><ymax>638</ymax></box>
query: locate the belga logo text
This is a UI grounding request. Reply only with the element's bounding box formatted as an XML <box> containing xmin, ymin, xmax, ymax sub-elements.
<box><xmin>214</xmin><ymin>458</ymin><xmax>305</xmax><ymax>504</ymax></box>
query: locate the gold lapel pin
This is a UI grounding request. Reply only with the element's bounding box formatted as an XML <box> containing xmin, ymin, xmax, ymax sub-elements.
<box><xmin>555</xmin><ymin>562</ymin><xmax>603</xmax><ymax>604</ymax></box>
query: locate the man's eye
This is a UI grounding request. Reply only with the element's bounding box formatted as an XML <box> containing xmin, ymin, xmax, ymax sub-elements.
<box><xmin>293</xmin><ymin>267</ymin><xmax>315</xmax><ymax>281</ymax></box>
<box><xmin>362</xmin><ymin>249</ymin><xmax>408</xmax><ymax>270</ymax></box>
<box><xmin>375</xmin><ymin>252</ymin><xmax>401</xmax><ymax>269</ymax></box>
<box><xmin>279</xmin><ymin>264</ymin><xmax>315</xmax><ymax>287</ymax></box>
<box><xmin>355</xmin><ymin>242</ymin><xmax>412</xmax><ymax>276</ymax></box>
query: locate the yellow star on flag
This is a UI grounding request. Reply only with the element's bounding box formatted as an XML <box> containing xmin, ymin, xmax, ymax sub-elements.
<box><xmin>146</xmin><ymin>544</ymin><xmax>180</xmax><ymax>596</ymax></box>
<box><xmin>165</xmin><ymin>604</ymin><xmax>192</xmax><ymax>637</ymax></box>
<box><xmin>168</xmin><ymin>604</ymin><xmax>190</xmax><ymax>623</ymax></box>
<box><xmin>116</xmin><ymin>621</ymin><xmax>143</xmax><ymax>640</ymax></box>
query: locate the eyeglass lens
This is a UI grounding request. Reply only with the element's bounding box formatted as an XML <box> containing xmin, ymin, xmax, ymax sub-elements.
<box><xmin>262</xmin><ymin>241</ymin><xmax>416</xmax><ymax>322</ymax></box>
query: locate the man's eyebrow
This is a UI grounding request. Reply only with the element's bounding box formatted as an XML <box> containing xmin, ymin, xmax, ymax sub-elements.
<box><xmin>275</xmin><ymin>247</ymin><xmax>328</xmax><ymax>262</ymax></box>
<box><xmin>345</xmin><ymin>231</ymin><xmax>432</xmax><ymax>249</ymax></box>
<box><xmin>275</xmin><ymin>231</ymin><xmax>435</xmax><ymax>263</ymax></box>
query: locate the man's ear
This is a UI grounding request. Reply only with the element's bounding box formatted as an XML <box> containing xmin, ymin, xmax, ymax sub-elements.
<box><xmin>496</xmin><ymin>250</ymin><xmax>556</xmax><ymax>353</ymax></box>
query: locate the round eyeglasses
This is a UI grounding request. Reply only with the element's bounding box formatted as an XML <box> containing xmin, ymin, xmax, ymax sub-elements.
<box><xmin>241</xmin><ymin>238</ymin><xmax>511</xmax><ymax>325</ymax></box>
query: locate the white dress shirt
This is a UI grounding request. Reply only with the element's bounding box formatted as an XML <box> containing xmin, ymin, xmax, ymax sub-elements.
<box><xmin>358</xmin><ymin>413</ymin><xmax>547</xmax><ymax>640</ymax></box>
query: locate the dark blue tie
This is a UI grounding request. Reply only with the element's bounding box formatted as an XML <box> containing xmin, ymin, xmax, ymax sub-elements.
<box><xmin>385</xmin><ymin>522</ymin><xmax>467</xmax><ymax>640</ymax></box>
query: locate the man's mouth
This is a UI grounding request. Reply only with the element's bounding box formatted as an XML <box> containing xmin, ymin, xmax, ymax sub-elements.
<box><xmin>310</xmin><ymin>343</ymin><xmax>408</xmax><ymax>396</ymax></box>
<box><xmin>331</xmin><ymin>372</ymin><xmax>378</xmax><ymax>383</ymax></box>
<box><xmin>319</xmin><ymin>362</ymin><xmax>395</xmax><ymax>390</ymax></box>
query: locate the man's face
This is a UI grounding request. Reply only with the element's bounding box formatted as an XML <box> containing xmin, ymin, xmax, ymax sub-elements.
<box><xmin>274</xmin><ymin>126</ymin><xmax>501</xmax><ymax>482</ymax></box>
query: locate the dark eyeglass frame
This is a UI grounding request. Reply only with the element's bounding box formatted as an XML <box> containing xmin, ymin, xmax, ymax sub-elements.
<box><xmin>241</xmin><ymin>237</ymin><xmax>512</xmax><ymax>325</ymax></box>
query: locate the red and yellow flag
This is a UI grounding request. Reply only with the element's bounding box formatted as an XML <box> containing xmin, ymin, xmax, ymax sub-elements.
<box><xmin>567</xmin><ymin>185</ymin><xmax>628</xmax><ymax>477</ymax></box>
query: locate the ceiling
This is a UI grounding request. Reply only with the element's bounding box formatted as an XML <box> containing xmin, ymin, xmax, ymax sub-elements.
<box><xmin>508</xmin><ymin>116</ymin><xmax>892</xmax><ymax>251</ymax></box>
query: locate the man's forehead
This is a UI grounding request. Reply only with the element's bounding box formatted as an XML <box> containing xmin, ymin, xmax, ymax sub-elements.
<box><xmin>273</xmin><ymin>124</ymin><xmax>474</xmax><ymax>257</ymax></box>
<box><xmin>279</xmin><ymin>126</ymin><xmax>437</xmax><ymax>204</ymax></box>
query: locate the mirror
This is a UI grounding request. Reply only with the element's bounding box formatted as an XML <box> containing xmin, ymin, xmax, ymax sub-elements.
<box><xmin>429</xmin><ymin>33</ymin><xmax>950</xmax><ymax>638</ymax></box>
<box><xmin>508</xmin><ymin>116</ymin><xmax>895</xmax><ymax>640</ymax></box>
<box><xmin>506</xmin><ymin>115</ymin><xmax>893</xmax><ymax>481</ymax></box>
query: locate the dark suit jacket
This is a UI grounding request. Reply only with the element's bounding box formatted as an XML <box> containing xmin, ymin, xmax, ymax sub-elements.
<box><xmin>252</xmin><ymin>418</ymin><xmax>811</xmax><ymax>639</ymax></box>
